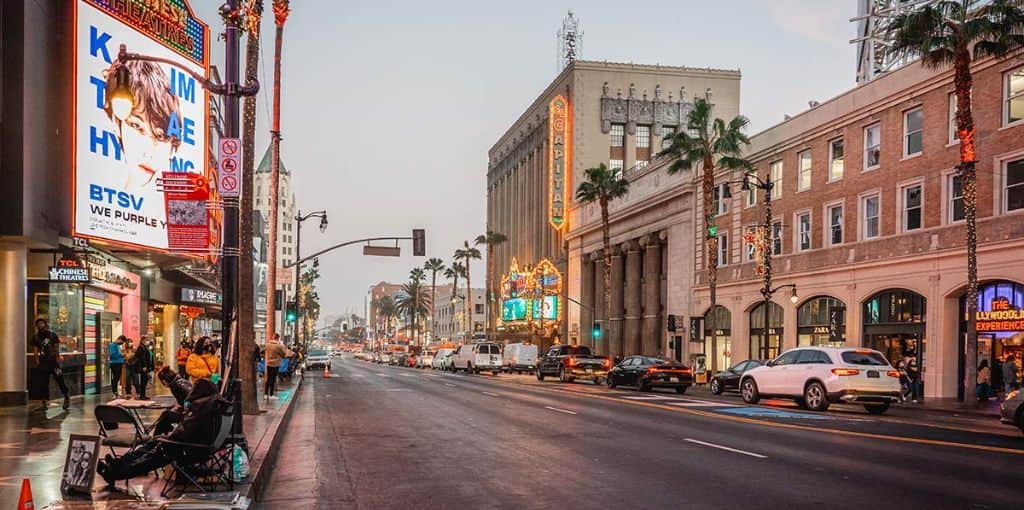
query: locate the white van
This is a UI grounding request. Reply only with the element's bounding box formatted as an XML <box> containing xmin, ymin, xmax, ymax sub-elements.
<box><xmin>502</xmin><ymin>343</ymin><xmax>539</xmax><ymax>374</ymax></box>
<box><xmin>452</xmin><ymin>343</ymin><xmax>502</xmax><ymax>375</ymax></box>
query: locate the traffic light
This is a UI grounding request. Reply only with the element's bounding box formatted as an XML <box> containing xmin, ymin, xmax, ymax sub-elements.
<box><xmin>412</xmin><ymin>228</ymin><xmax>426</xmax><ymax>256</ymax></box>
<box><xmin>667</xmin><ymin>314</ymin><xmax>677</xmax><ymax>332</ymax></box>
<box><xmin>285</xmin><ymin>301</ymin><xmax>298</xmax><ymax>323</ymax></box>
<box><xmin>592</xmin><ymin>323</ymin><xmax>602</xmax><ymax>340</ymax></box>
<box><xmin>707</xmin><ymin>224</ymin><xmax>718</xmax><ymax>238</ymax></box>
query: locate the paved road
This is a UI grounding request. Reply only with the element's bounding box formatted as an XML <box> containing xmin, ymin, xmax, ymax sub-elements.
<box><xmin>259</xmin><ymin>356</ymin><xmax>1024</xmax><ymax>510</ymax></box>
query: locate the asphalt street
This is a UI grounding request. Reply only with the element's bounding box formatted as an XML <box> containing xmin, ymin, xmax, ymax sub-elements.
<box><xmin>259</xmin><ymin>356</ymin><xmax>1024</xmax><ymax>510</ymax></box>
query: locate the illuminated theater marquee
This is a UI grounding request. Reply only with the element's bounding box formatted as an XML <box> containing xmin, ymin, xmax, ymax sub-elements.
<box><xmin>549</xmin><ymin>95</ymin><xmax>570</xmax><ymax>230</ymax></box>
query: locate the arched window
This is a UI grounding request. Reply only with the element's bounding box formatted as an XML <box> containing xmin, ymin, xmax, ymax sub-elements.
<box><xmin>862</xmin><ymin>289</ymin><xmax>927</xmax><ymax>394</ymax></box>
<box><xmin>703</xmin><ymin>305</ymin><xmax>732</xmax><ymax>372</ymax></box>
<box><xmin>749</xmin><ymin>302</ymin><xmax>784</xmax><ymax>360</ymax></box>
<box><xmin>798</xmin><ymin>296</ymin><xmax>846</xmax><ymax>346</ymax></box>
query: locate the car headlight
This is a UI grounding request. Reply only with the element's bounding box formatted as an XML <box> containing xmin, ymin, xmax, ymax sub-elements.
<box><xmin>1006</xmin><ymin>390</ymin><xmax>1020</xmax><ymax>402</ymax></box>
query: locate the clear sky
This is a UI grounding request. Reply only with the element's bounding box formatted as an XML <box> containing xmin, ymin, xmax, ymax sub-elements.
<box><xmin>191</xmin><ymin>0</ymin><xmax>858</xmax><ymax>318</ymax></box>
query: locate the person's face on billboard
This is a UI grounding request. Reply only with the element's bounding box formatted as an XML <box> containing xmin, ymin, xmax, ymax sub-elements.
<box><xmin>120</xmin><ymin>110</ymin><xmax>173</xmax><ymax>189</ymax></box>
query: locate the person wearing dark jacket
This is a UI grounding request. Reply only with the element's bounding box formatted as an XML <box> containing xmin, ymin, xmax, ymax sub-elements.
<box><xmin>97</xmin><ymin>378</ymin><xmax>224</xmax><ymax>483</ymax></box>
<box><xmin>31</xmin><ymin>318</ymin><xmax>70</xmax><ymax>410</ymax></box>
<box><xmin>150</xmin><ymin>366</ymin><xmax>194</xmax><ymax>436</ymax></box>
<box><xmin>134</xmin><ymin>338</ymin><xmax>155</xmax><ymax>399</ymax></box>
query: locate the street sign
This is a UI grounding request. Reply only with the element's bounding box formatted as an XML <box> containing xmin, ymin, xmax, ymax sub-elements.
<box><xmin>364</xmin><ymin>245</ymin><xmax>401</xmax><ymax>257</ymax></box>
<box><xmin>218</xmin><ymin>138</ymin><xmax>242</xmax><ymax>198</ymax></box>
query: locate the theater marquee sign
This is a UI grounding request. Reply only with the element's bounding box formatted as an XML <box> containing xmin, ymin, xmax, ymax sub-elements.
<box><xmin>548</xmin><ymin>95</ymin><xmax>570</xmax><ymax>230</ymax></box>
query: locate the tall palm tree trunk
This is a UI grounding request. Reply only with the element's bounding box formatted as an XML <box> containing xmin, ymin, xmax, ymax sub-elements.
<box><xmin>238</xmin><ymin>2</ymin><xmax>262</xmax><ymax>414</ymax></box>
<box><xmin>465</xmin><ymin>269</ymin><xmax>472</xmax><ymax>340</ymax></box>
<box><xmin>265</xmin><ymin>1</ymin><xmax>289</xmax><ymax>341</ymax></box>
<box><xmin>430</xmin><ymin>273</ymin><xmax>438</xmax><ymax>341</ymax></box>
<box><xmin>703</xmin><ymin>156</ymin><xmax>719</xmax><ymax>368</ymax></box>
<box><xmin>955</xmin><ymin>44</ymin><xmax>979</xmax><ymax>406</ymax></box>
<box><xmin>601</xmin><ymin>198</ymin><xmax>611</xmax><ymax>356</ymax></box>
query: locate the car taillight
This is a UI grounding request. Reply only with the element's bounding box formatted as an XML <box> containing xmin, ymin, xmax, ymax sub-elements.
<box><xmin>566</xmin><ymin>357</ymin><xmax>576</xmax><ymax>367</ymax></box>
<box><xmin>886</xmin><ymin>370</ymin><xmax>900</xmax><ymax>378</ymax></box>
<box><xmin>831</xmin><ymin>368</ymin><xmax>860</xmax><ymax>376</ymax></box>
<box><xmin>603</xmin><ymin>359</ymin><xmax>611</xmax><ymax>369</ymax></box>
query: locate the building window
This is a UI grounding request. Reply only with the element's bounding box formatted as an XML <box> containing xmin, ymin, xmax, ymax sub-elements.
<box><xmin>864</xmin><ymin>124</ymin><xmax>881</xmax><ymax>169</ymax></box>
<box><xmin>770</xmin><ymin>160</ymin><xmax>783</xmax><ymax>199</ymax></box>
<box><xmin>1006</xmin><ymin>158</ymin><xmax>1024</xmax><ymax>212</ymax></box>
<box><xmin>610</xmin><ymin>124</ymin><xmax>625</xmax><ymax>147</ymax></box>
<box><xmin>828</xmin><ymin>204</ymin><xmax>843</xmax><ymax>246</ymax></box>
<box><xmin>712</xmin><ymin>183</ymin><xmax>729</xmax><ymax>216</ymax></box>
<box><xmin>717</xmin><ymin>233</ymin><xmax>728</xmax><ymax>267</ymax></box>
<box><xmin>797</xmin><ymin>212</ymin><xmax>811</xmax><ymax>251</ymax></box>
<box><xmin>609</xmin><ymin>159</ymin><xmax>624</xmax><ymax>171</ymax></box>
<box><xmin>904</xmin><ymin>108</ymin><xmax>923</xmax><ymax>157</ymax></box>
<box><xmin>660</xmin><ymin>125</ymin><xmax>676</xmax><ymax>150</ymax></box>
<box><xmin>862</xmin><ymin>194</ymin><xmax>880</xmax><ymax>239</ymax></box>
<box><xmin>745</xmin><ymin>170</ymin><xmax>757</xmax><ymax>207</ymax></box>
<box><xmin>902</xmin><ymin>184</ymin><xmax>923</xmax><ymax>231</ymax></box>
<box><xmin>829</xmin><ymin>138</ymin><xmax>844</xmax><ymax>181</ymax></box>
<box><xmin>950</xmin><ymin>174</ymin><xmax>965</xmax><ymax>223</ymax></box>
<box><xmin>636</xmin><ymin>125</ymin><xmax>651</xmax><ymax>167</ymax></box>
<box><xmin>1006</xmin><ymin>66</ymin><xmax>1024</xmax><ymax>125</ymax></box>
<box><xmin>771</xmin><ymin>221</ymin><xmax>782</xmax><ymax>255</ymax></box>
<box><xmin>948</xmin><ymin>94</ymin><xmax>959</xmax><ymax>144</ymax></box>
<box><xmin>798</xmin><ymin>150</ymin><xmax>812</xmax><ymax>191</ymax></box>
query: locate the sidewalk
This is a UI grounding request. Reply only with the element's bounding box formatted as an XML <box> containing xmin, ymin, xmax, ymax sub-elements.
<box><xmin>0</xmin><ymin>372</ymin><xmax>302</xmax><ymax>510</ymax></box>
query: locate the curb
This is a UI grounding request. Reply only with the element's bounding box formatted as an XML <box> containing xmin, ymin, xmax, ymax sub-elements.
<box><xmin>241</xmin><ymin>373</ymin><xmax>304</xmax><ymax>504</ymax></box>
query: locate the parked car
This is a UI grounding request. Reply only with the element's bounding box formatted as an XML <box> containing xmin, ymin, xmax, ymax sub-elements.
<box><xmin>379</xmin><ymin>352</ymin><xmax>391</xmax><ymax>365</ymax></box>
<box><xmin>1000</xmin><ymin>388</ymin><xmax>1024</xmax><ymax>435</ymax></box>
<box><xmin>306</xmin><ymin>349</ymin><xmax>331</xmax><ymax>371</ymax></box>
<box><xmin>392</xmin><ymin>353</ymin><xmax>409</xmax><ymax>367</ymax></box>
<box><xmin>709</xmin><ymin>359</ymin><xmax>763</xmax><ymax>395</ymax></box>
<box><xmin>502</xmin><ymin>343</ymin><xmax>539</xmax><ymax>374</ymax></box>
<box><xmin>406</xmin><ymin>354</ymin><xmax>418</xmax><ymax>368</ymax></box>
<box><xmin>536</xmin><ymin>345</ymin><xmax>610</xmax><ymax>383</ymax></box>
<box><xmin>434</xmin><ymin>348</ymin><xmax>456</xmax><ymax>370</ymax></box>
<box><xmin>451</xmin><ymin>343</ymin><xmax>503</xmax><ymax>375</ymax></box>
<box><xmin>606</xmin><ymin>356</ymin><xmax>693</xmax><ymax>393</ymax></box>
<box><xmin>416</xmin><ymin>350</ymin><xmax>436</xmax><ymax>368</ymax></box>
<box><xmin>739</xmin><ymin>347</ymin><xmax>901</xmax><ymax>414</ymax></box>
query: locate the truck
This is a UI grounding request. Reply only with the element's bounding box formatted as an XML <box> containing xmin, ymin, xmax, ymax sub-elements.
<box><xmin>535</xmin><ymin>344</ymin><xmax>611</xmax><ymax>384</ymax></box>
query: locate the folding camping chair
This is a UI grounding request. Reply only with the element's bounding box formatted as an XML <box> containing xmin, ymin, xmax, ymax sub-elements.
<box><xmin>158</xmin><ymin>404</ymin><xmax>235</xmax><ymax>497</ymax></box>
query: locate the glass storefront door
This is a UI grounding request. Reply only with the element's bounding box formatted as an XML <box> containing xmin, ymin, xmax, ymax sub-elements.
<box><xmin>749</xmin><ymin>301</ymin><xmax>784</xmax><ymax>361</ymax></box>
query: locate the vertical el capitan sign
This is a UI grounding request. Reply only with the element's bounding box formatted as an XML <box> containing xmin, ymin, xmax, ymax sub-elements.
<box><xmin>549</xmin><ymin>95</ymin><xmax>570</xmax><ymax>230</ymax></box>
<box><xmin>73</xmin><ymin>0</ymin><xmax>209</xmax><ymax>251</ymax></box>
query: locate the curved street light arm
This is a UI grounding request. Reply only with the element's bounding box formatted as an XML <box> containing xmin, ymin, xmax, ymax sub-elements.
<box><xmin>285</xmin><ymin>236</ymin><xmax>413</xmax><ymax>268</ymax></box>
<box><xmin>116</xmin><ymin>44</ymin><xmax>259</xmax><ymax>97</ymax></box>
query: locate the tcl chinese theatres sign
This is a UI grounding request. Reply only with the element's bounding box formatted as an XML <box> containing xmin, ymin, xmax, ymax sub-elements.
<box><xmin>548</xmin><ymin>95</ymin><xmax>570</xmax><ymax>230</ymax></box>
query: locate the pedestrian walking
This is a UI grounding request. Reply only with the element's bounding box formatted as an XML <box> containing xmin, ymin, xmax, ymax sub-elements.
<box><xmin>123</xmin><ymin>341</ymin><xmax>137</xmax><ymax>399</ymax></box>
<box><xmin>906</xmin><ymin>357</ymin><xmax>921</xmax><ymax>403</ymax></box>
<box><xmin>31</xmin><ymin>318</ymin><xmax>70</xmax><ymax>411</ymax></box>
<box><xmin>134</xmin><ymin>337</ymin><xmax>155</xmax><ymax>399</ymax></box>
<box><xmin>896</xmin><ymin>359</ymin><xmax>911</xmax><ymax>403</ymax></box>
<box><xmin>263</xmin><ymin>334</ymin><xmax>293</xmax><ymax>400</ymax></box>
<box><xmin>977</xmin><ymin>359</ymin><xmax>991</xmax><ymax>401</ymax></box>
<box><xmin>176</xmin><ymin>341</ymin><xmax>191</xmax><ymax>381</ymax></box>
<box><xmin>109</xmin><ymin>335</ymin><xmax>126</xmax><ymax>398</ymax></box>
<box><xmin>186</xmin><ymin>336</ymin><xmax>221</xmax><ymax>382</ymax></box>
<box><xmin>1004</xmin><ymin>354</ymin><xmax>1019</xmax><ymax>395</ymax></box>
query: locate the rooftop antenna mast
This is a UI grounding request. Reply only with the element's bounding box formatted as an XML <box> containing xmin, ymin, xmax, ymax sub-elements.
<box><xmin>557</xmin><ymin>10</ymin><xmax>583</xmax><ymax>73</ymax></box>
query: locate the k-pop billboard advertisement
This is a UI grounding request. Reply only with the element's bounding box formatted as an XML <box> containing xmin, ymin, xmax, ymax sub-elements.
<box><xmin>73</xmin><ymin>0</ymin><xmax>210</xmax><ymax>250</ymax></box>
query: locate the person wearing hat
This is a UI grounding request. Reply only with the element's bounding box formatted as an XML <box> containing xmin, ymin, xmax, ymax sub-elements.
<box><xmin>31</xmin><ymin>318</ymin><xmax>70</xmax><ymax>410</ymax></box>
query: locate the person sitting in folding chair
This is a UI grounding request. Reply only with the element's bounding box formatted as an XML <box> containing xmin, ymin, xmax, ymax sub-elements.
<box><xmin>149</xmin><ymin>366</ymin><xmax>194</xmax><ymax>436</ymax></box>
<box><xmin>96</xmin><ymin>378</ymin><xmax>223</xmax><ymax>485</ymax></box>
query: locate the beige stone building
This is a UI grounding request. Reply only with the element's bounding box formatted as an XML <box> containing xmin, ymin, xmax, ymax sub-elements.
<box><xmin>487</xmin><ymin>60</ymin><xmax>741</xmax><ymax>354</ymax></box>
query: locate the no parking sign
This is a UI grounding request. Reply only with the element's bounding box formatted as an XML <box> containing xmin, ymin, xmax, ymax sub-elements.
<box><xmin>218</xmin><ymin>138</ymin><xmax>241</xmax><ymax>198</ymax></box>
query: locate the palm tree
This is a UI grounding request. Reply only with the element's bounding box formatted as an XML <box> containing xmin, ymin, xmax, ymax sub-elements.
<box><xmin>658</xmin><ymin>96</ymin><xmax>752</xmax><ymax>322</ymax></box>
<box><xmin>454</xmin><ymin>241</ymin><xmax>482</xmax><ymax>340</ymax></box>
<box><xmin>445</xmin><ymin>262</ymin><xmax>466</xmax><ymax>340</ymax></box>
<box><xmin>884</xmin><ymin>0</ymin><xmax>1024</xmax><ymax>405</ymax></box>
<box><xmin>373</xmin><ymin>295</ymin><xmax>398</xmax><ymax>341</ymax></box>
<box><xmin>265</xmin><ymin>0</ymin><xmax>290</xmax><ymax>340</ymax></box>
<box><xmin>396</xmin><ymin>279</ymin><xmax>431</xmax><ymax>346</ymax></box>
<box><xmin>424</xmin><ymin>258</ymin><xmax>446</xmax><ymax>342</ymax></box>
<box><xmin>475</xmin><ymin>231</ymin><xmax>508</xmax><ymax>339</ymax></box>
<box><xmin>409</xmin><ymin>268</ymin><xmax>426</xmax><ymax>345</ymax></box>
<box><xmin>238</xmin><ymin>0</ymin><xmax>263</xmax><ymax>415</ymax></box>
<box><xmin>574</xmin><ymin>163</ymin><xmax>630</xmax><ymax>354</ymax></box>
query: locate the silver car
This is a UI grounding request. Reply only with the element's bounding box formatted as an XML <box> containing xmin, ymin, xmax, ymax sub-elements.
<box><xmin>1000</xmin><ymin>389</ymin><xmax>1024</xmax><ymax>434</ymax></box>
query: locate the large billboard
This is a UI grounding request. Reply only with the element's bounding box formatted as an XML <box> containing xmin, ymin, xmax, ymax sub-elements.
<box><xmin>74</xmin><ymin>0</ymin><xmax>210</xmax><ymax>250</ymax></box>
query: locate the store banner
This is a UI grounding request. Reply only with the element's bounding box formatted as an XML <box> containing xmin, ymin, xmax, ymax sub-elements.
<box><xmin>162</xmin><ymin>172</ymin><xmax>211</xmax><ymax>252</ymax></box>
<box><xmin>49</xmin><ymin>257</ymin><xmax>91</xmax><ymax>283</ymax></box>
<box><xmin>73</xmin><ymin>0</ymin><xmax>209</xmax><ymax>250</ymax></box>
<box><xmin>181</xmin><ymin>286</ymin><xmax>221</xmax><ymax>305</ymax></box>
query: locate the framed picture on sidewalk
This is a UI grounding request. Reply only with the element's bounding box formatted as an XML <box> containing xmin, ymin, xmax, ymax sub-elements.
<box><xmin>61</xmin><ymin>434</ymin><xmax>101</xmax><ymax>496</ymax></box>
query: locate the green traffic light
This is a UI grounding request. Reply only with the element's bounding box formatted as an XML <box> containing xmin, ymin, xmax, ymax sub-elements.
<box><xmin>592</xmin><ymin>324</ymin><xmax>602</xmax><ymax>339</ymax></box>
<box><xmin>708</xmin><ymin>225</ymin><xmax>718</xmax><ymax>237</ymax></box>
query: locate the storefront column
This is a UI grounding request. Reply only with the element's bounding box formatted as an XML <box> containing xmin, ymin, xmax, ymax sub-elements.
<box><xmin>593</xmin><ymin>250</ymin><xmax>606</xmax><ymax>355</ymax></box>
<box><xmin>0</xmin><ymin>242</ymin><xmax>27</xmax><ymax>406</ymax></box>
<box><xmin>580</xmin><ymin>253</ymin><xmax>594</xmax><ymax>348</ymax></box>
<box><xmin>609</xmin><ymin>246</ymin><xmax>625</xmax><ymax>360</ymax></box>
<box><xmin>163</xmin><ymin>305</ymin><xmax>180</xmax><ymax>371</ymax></box>
<box><xmin>624</xmin><ymin>240</ymin><xmax>642</xmax><ymax>356</ymax></box>
<box><xmin>642</xmin><ymin>234</ymin><xmax>662</xmax><ymax>356</ymax></box>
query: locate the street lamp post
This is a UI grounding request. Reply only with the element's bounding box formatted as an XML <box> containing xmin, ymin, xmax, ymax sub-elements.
<box><xmin>292</xmin><ymin>210</ymin><xmax>328</xmax><ymax>350</ymax></box>
<box><xmin>112</xmin><ymin>0</ymin><xmax>259</xmax><ymax>450</ymax></box>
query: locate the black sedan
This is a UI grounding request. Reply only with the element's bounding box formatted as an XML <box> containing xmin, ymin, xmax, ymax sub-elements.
<box><xmin>708</xmin><ymin>359</ymin><xmax>763</xmax><ymax>395</ymax></box>
<box><xmin>607</xmin><ymin>356</ymin><xmax>693</xmax><ymax>393</ymax></box>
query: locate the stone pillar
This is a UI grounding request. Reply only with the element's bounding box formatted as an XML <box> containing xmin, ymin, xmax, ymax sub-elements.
<box><xmin>609</xmin><ymin>245</ymin><xmax>625</xmax><ymax>360</ymax></box>
<box><xmin>580</xmin><ymin>253</ymin><xmax>594</xmax><ymax>348</ymax></box>
<box><xmin>0</xmin><ymin>242</ymin><xmax>27</xmax><ymax>406</ymax></box>
<box><xmin>624</xmin><ymin>240</ymin><xmax>642</xmax><ymax>356</ymax></box>
<box><xmin>163</xmin><ymin>305</ymin><xmax>180</xmax><ymax>371</ymax></box>
<box><xmin>642</xmin><ymin>234</ymin><xmax>662</xmax><ymax>356</ymax></box>
<box><xmin>592</xmin><ymin>249</ymin><xmax>606</xmax><ymax>355</ymax></box>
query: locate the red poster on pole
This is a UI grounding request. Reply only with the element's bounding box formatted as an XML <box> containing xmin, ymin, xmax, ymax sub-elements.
<box><xmin>162</xmin><ymin>172</ymin><xmax>211</xmax><ymax>252</ymax></box>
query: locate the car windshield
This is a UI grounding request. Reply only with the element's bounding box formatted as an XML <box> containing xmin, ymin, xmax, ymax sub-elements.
<box><xmin>841</xmin><ymin>351</ymin><xmax>889</xmax><ymax>366</ymax></box>
<box><xmin>309</xmin><ymin>350</ymin><xmax>327</xmax><ymax>357</ymax></box>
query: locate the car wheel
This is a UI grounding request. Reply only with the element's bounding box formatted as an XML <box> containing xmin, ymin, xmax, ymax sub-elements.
<box><xmin>606</xmin><ymin>375</ymin><xmax>617</xmax><ymax>389</ymax></box>
<box><xmin>709</xmin><ymin>378</ymin><xmax>723</xmax><ymax>395</ymax></box>
<box><xmin>675</xmin><ymin>386</ymin><xmax>688</xmax><ymax>394</ymax></box>
<box><xmin>741</xmin><ymin>378</ymin><xmax>760</xmax><ymax>404</ymax></box>
<box><xmin>492</xmin><ymin>370</ymin><xmax>500</xmax><ymax>376</ymax></box>
<box><xmin>804</xmin><ymin>382</ymin><xmax>830</xmax><ymax>412</ymax></box>
<box><xmin>536</xmin><ymin>369</ymin><xmax>545</xmax><ymax>381</ymax></box>
<box><xmin>864</xmin><ymin>403</ymin><xmax>890</xmax><ymax>415</ymax></box>
<box><xmin>638</xmin><ymin>378</ymin><xmax>651</xmax><ymax>392</ymax></box>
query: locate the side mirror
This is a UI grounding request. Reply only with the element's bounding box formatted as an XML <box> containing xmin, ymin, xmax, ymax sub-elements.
<box><xmin>766</xmin><ymin>360</ymin><xmax>776</xmax><ymax>368</ymax></box>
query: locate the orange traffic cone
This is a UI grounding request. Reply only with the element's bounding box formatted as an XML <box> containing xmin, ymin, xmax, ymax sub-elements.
<box><xmin>323</xmin><ymin>366</ymin><xmax>330</xmax><ymax>378</ymax></box>
<box><xmin>17</xmin><ymin>478</ymin><xmax>33</xmax><ymax>510</ymax></box>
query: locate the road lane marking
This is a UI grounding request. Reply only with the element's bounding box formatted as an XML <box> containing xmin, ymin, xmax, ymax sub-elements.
<box><xmin>666</xmin><ymin>401</ymin><xmax>738</xmax><ymax>408</ymax></box>
<box><xmin>386</xmin><ymin>388</ymin><xmax>408</xmax><ymax>392</ymax></box>
<box><xmin>482</xmin><ymin>391</ymin><xmax>500</xmax><ymax>397</ymax></box>
<box><xmin>444</xmin><ymin>383</ymin><xmax>457</xmax><ymax>387</ymax></box>
<box><xmin>684</xmin><ymin>438</ymin><xmax>766</xmax><ymax>459</ymax></box>
<box><xmin>400</xmin><ymin>373</ymin><xmax>415</xmax><ymax>377</ymax></box>
<box><xmin>621</xmin><ymin>395</ymin><xmax>678</xmax><ymax>401</ymax></box>
<box><xmin>425</xmin><ymin>374</ymin><xmax>440</xmax><ymax>378</ymax></box>
<box><xmin>349</xmin><ymin>374</ymin><xmax>365</xmax><ymax>378</ymax></box>
<box><xmin>375</xmin><ymin>373</ymin><xmax>389</xmax><ymax>377</ymax></box>
<box><xmin>544</xmin><ymin>406</ymin><xmax>577</xmax><ymax>415</ymax></box>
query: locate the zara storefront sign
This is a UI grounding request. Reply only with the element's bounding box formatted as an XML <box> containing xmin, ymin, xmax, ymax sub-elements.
<box><xmin>181</xmin><ymin>287</ymin><xmax>222</xmax><ymax>305</ymax></box>
<box><xmin>49</xmin><ymin>258</ymin><xmax>91</xmax><ymax>283</ymax></box>
<box><xmin>73</xmin><ymin>0</ymin><xmax>210</xmax><ymax>250</ymax></box>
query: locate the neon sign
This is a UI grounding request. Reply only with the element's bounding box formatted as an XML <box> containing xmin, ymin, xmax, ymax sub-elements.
<box><xmin>499</xmin><ymin>258</ymin><xmax>563</xmax><ymax>325</ymax></box>
<box><xmin>549</xmin><ymin>95</ymin><xmax>570</xmax><ymax>230</ymax></box>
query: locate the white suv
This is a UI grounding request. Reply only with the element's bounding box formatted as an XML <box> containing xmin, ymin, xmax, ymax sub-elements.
<box><xmin>739</xmin><ymin>347</ymin><xmax>901</xmax><ymax>414</ymax></box>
